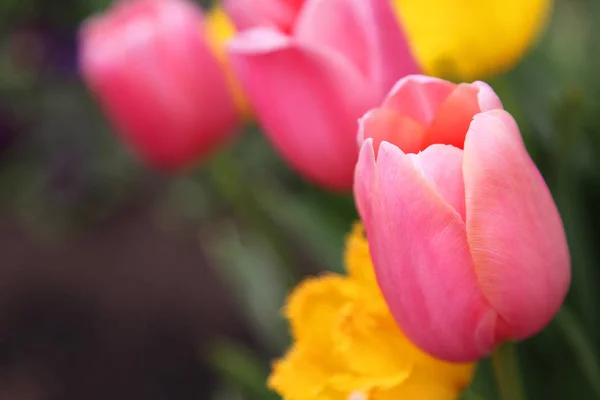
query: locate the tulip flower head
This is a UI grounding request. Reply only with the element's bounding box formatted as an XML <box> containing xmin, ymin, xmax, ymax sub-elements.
<box><xmin>269</xmin><ymin>223</ymin><xmax>475</xmax><ymax>400</ymax></box>
<box><xmin>227</xmin><ymin>0</ymin><xmax>420</xmax><ymax>190</ymax></box>
<box><xmin>354</xmin><ymin>75</ymin><xmax>570</xmax><ymax>362</ymax></box>
<box><xmin>79</xmin><ymin>0</ymin><xmax>241</xmax><ymax>171</ymax></box>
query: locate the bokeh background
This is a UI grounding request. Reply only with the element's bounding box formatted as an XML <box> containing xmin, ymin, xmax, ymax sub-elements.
<box><xmin>0</xmin><ymin>0</ymin><xmax>599</xmax><ymax>399</ymax></box>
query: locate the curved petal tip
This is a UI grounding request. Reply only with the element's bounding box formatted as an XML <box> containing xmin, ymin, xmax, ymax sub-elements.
<box><xmin>227</xmin><ymin>26</ymin><xmax>291</xmax><ymax>54</ymax></box>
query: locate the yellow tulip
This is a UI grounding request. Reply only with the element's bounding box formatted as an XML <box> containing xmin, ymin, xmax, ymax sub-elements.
<box><xmin>393</xmin><ymin>0</ymin><xmax>553</xmax><ymax>80</ymax></box>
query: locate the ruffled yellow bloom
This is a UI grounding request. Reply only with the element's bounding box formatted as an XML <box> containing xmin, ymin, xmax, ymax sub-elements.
<box><xmin>204</xmin><ymin>7</ymin><xmax>251</xmax><ymax>117</ymax></box>
<box><xmin>269</xmin><ymin>224</ymin><xmax>475</xmax><ymax>400</ymax></box>
<box><xmin>393</xmin><ymin>0</ymin><xmax>552</xmax><ymax>80</ymax></box>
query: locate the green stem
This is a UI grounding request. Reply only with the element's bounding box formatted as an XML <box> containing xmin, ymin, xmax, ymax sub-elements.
<box><xmin>205</xmin><ymin>149</ymin><xmax>299</xmax><ymax>284</ymax></box>
<box><xmin>461</xmin><ymin>388</ymin><xmax>488</xmax><ymax>400</ymax></box>
<box><xmin>491</xmin><ymin>342</ymin><xmax>527</xmax><ymax>400</ymax></box>
<box><xmin>555</xmin><ymin>305</ymin><xmax>600</xmax><ymax>398</ymax></box>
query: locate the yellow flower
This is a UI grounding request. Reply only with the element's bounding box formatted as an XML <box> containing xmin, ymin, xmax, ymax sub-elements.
<box><xmin>268</xmin><ymin>224</ymin><xmax>475</xmax><ymax>400</ymax></box>
<box><xmin>204</xmin><ymin>6</ymin><xmax>251</xmax><ymax>118</ymax></box>
<box><xmin>393</xmin><ymin>0</ymin><xmax>552</xmax><ymax>80</ymax></box>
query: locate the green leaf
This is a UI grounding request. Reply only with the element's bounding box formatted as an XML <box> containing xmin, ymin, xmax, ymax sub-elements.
<box><xmin>201</xmin><ymin>220</ymin><xmax>291</xmax><ymax>353</ymax></box>
<box><xmin>206</xmin><ymin>340</ymin><xmax>280</xmax><ymax>400</ymax></box>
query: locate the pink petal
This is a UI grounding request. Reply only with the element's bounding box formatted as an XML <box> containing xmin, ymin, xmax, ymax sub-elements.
<box><xmin>294</xmin><ymin>0</ymin><xmax>370</xmax><ymax>79</ymax></box>
<box><xmin>473</xmin><ymin>81</ymin><xmax>504</xmax><ymax>112</ymax></box>
<box><xmin>350</xmin><ymin>0</ymin><xmax>421</xmax><ymax>97</ymax></box>
<box><xmin>228</xmin><ymin>27</ymin><xmax>374</xmax><ymax>190</ymax></box>
<box><xmin>294</xmin><ymin>0</ymin><xmax>420</xmax><ymax>99</ymax></box>
<box><xmin>354</xmin><ymin>139</ymin><xmax>377</xmax><ymax>226</ymax></box>
<box><xmin>356</xmin><ymin>139</ymin><xmax>499</xmax><ymax>361</ymax></box>
<box><xmin>423</xmin><ymin>83</ymin><xmax>481</xmax><ymax>149</ymax></box>
<box><xmin>223</xmin><ymin>0</ymin><xmax>299</xmax><ymax>32</ymax></box>
<box><xmin>381</xmin><ymin>75</ymin><xmax>456</xmax><ymax>127</ymax></box>
<box><xmin>463</xmin><ymin>110</ymin><xmax>571</xmax><ymax>339</ymax></box>
<box><xmin>358</xmin><ymin>108</ymin><xmax>427</xmax><ymax>157</ymax></box>
<box><xmin>407</xmin><ymin>144</ymin><xmax>466</xmax><ymax>221</ymax></box>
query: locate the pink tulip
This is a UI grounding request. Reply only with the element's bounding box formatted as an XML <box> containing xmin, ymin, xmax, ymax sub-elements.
<box><xmin>80</xmin><ymin>0</ymin><xmax>240</xmax><ymax>171</ymax></box>
<box><xmin>354</xmin><ymin>75</ymin><xmax>571</xmax><ymax>362</ymax></box>
<box><xmin>227</xmin><ymin>0</ymin><xmax>420</xmax><ymax>190</ymax></box>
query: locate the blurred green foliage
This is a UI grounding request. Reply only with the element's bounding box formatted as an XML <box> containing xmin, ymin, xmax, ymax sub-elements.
<box><xmin>1</xmin><ymin>0</ymin><xmax>600</xmax><ymax>399</ymax></box>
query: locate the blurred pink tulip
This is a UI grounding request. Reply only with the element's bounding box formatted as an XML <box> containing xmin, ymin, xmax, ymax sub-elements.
<box><xmin>227</xmin><ymin>0</ymin><xmax>420</xmax><ymax>190</ymax></box>
<box><xmin>354</xmin><ymin>75</ymin><xmax>571</xmax><ymax>362</ymax></box>
<box><xmin>80</xmin><ymin>0</ymin><xmax>240</xmax><ymax>171</ymax></box>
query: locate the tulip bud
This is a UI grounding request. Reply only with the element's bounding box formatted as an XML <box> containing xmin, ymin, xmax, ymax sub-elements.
<box><xmin>227</xmin><ymin>0</ymin><xmax>420</xmax><ymax>190</ymax></box>
<box><xmin>79</xmin><ymin>0</ymin><xmax>241</xmax><ymax>171</ymax></box>
<box><xmin>354</xmin><ymin>75</ymin><xmax>571</xmax><ymax>362</ymax></box>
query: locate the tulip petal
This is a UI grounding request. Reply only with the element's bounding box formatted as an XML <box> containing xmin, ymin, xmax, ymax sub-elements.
<box><xmin>356</xmin><ymin>139</ymin><xmax>498</xmax><ymax>361</ymax></box>
<box><xmin>424</xmin><ymin>84</ymin><xmax>480</xmax><ymax>149</ymax></box>
<box><xmin>407</xmin><ymin>144</ymin><xmax>466</xmax><ymax>220</ymax></box>
<box><xmin>473</xmin><ymin>81</ymin><xmax>504</xmax><ymax>111</ymax></box>
<box><xmin>381</xmin><ymin>75</ymin><xmax>456</xmax><ymax>127</ymax></box>
<box><xmin>354</xmin><ymin>139</ymin><xmax>377</xmax><ymax>226</ymax></box>
<box><xmin>351</xmin><ymin>0</ymin><xmax>422</xmax><ymax>97</ymax></box>
<box><xmin>463</xmin><ymin>110</ymin><xmax>571</xmax><ymax>339</ymax></box>
<box><xmin>294</xmin><ymin>0</ymin><xmax>370</xmax><ymax>79</ymax></box>
<box><xmin>359</xmin><ymin>108</ymin><xmax>427</xmax><ymax>156</ymax></box>
<box><xmin>223</xmin><ymin>0</ymin><xmax>300</xmax><ymax>32</ymax></box>
<box><xmin>295</xmin><ymin>0</ymin><xmax>420</xmax><ymax>98</ymax></box>
<box><xmin>228</xmin><ymin>27</ymin><xmax>374</xmax><ymax>190</ymax></box>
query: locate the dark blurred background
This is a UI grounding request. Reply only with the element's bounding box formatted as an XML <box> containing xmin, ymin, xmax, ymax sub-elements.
<box><xmin>1</xmin><ymin>0</ymin><xmax>600</xmax><ymax>399</ymax></box>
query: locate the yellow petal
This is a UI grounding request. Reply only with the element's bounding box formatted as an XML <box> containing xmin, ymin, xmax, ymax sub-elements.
<box><xmin>205</xmin><ymin>6</ymin><xmax>236</xmax><ymax>46</ymax></box>
<box><xmin>334</xmin><ymin>301</ymin><xmax>415</xmax><ymax>376</ymax></box>
<box><xmin>329</xmin><ymin>373</ymin><xmax>411</xmax><ymax>397</ymax></box>
<box><xmin>393</xmin><ymin>0</ymin><xmax>552</xmax><ymax>80</ymax></box>
<box><xmin>285</xmin><ymin>275</ymin><xmax>360</xmax><ymax>346</ymax></box>
<box><xmin>269</xmin><ymin>344</ymin><xmax>412</xmax><ymax>400</ymax></box>
<box><xmin>344</xmin><ymin>223</ymin><xmax>378</xmax><ymax>288</ymax></box>
<box><xmin>268</xmin><ymin>345</ymin><xmax>343</xmax><ymax>400</ymax></box>
<box><xmin>374</xmin><ymin>382</ymin><xmax>464</xmax><ymax>400</ymax></box>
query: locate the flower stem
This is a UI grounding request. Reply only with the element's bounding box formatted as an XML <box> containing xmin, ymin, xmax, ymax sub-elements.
<box><xmin>491</xmin><ymin>342</ymin><xmax>527</xmax><ymax>400</ymax></box>
<box><xmin>554</xmin><ymin>305</ymin><xmax>600</xmax><ymax>398</ymax></box>
<box><xmin>205</xmin><ymin>148</ymin><xmax>298</xmax><ymax>284</ymax></box>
